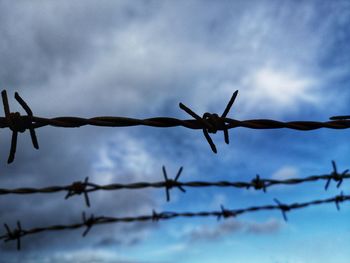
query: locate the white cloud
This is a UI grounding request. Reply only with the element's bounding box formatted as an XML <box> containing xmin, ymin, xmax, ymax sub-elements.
<box><xmin>272</xmin><ymin>166</ymin><xmax>299</xmax><ymax>180</ymax></box>
<box><xmin>209</xmin><ymin>194</ymin><xmax>228</xmax><ymax>209</ymax></box>
<box><xmin>92</xmin><ymin>132</ymin><xmax>165</xmax><ymax>183</ymax></box>
<box><xmin>26</xmin><ymin>249</ymin><xmax>140</xmax><ymax>263</ymax></box>
<box><xmin>150</xmin><ymin>243</ymin><xmax>188</xmax><ymax>257</ymax></box>
<box><xmin>240</xmin><ymin>65</ymin><xmax>319</xmax><ymax>116</ymax></box>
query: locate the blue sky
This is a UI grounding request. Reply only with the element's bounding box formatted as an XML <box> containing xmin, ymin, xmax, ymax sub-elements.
<box><xmin>0</xmin><ymin>0</ymin><xmax>350</xmax><ymax>262</ymax></box>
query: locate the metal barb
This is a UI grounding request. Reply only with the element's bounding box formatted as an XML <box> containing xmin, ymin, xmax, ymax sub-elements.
<box><xmin>65</xmin><ymin>177</ymin><xmax>91</xmax><ymax>207</ymax></box>
<box><xmin>217</xmin><ymin>205</ymin><xmax>236</xmax><ymax>220</ymax></box>
<box><xmin>220</xmin><ymin>90</ymin><xmax>238</xmax><ymax>144</ymax></box>
<box><xmin>3</xmin><ymin>221</ymin><xmax>23</xmax><ymax>250</ymax></box>
<box><xmin>325</xmin><ymin>161</ymin><xmax>347</xmax><ymax>190</ymax></box>
<box><xmin>335</xmin><ymin>191</ymin><xmax>345</xmax><ymax>211</ymax></box>
<box><xmin>274</xmin><ymin>199</ymin><xmax>290</xmax><ymax>222</ymax></box>
<box><xmin>250</xmin><ymin>174</ymin><xmax>267</xmax><ymax>192</ymax></box>
<box><xmin>179</xmin><ymin>91</ymin><xmax>238</xmax><ymax>153</ymax></box>
<box><xmin>179</xmin><ymin>102</ymin><xmax>217</xmax><ymax>153</ymax></box>
<box><xmin>14</xmin><ymin>92</ymin><xmax>39</xmax><ymax>149</ymax></box>
<box><xmin>152</xmin><ymin>210</ymin><xmax>160</xmax><ymax>222</ymax></box>
<box><xmin>82</xmin><ymin>212</ymin><xmax>97</xmax><ymax>237</ymax></box>
<box><xmin>162</xmin><ymin>166</ymin><xmax>186</xmax><ymax>202</ymax></box>
<box><xmin>1</xmin><ymin>90</ymin><xmax>38</xmax><ymax>163</ymax></box>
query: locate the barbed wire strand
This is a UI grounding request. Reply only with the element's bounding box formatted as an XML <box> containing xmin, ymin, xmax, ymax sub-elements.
<box><xmin>0</xmin><ymin>161</ymin><xmax>348</xmax><ymax>207</ymax></box>
<box><xmin>1</xmin><ymin>192</ymin><xmax>349</xmax><ymax>250</ymax></box>
<box><xmin>2</xmin><ymin>90</ymin><xmax>350</xmax><ymax>162</ymax></box>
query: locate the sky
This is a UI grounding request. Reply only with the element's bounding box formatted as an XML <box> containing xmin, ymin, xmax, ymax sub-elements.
<box><xmin>0</xmin><ymin>0</ymin><xmax>350</xmax><ymax>262</ymax></box>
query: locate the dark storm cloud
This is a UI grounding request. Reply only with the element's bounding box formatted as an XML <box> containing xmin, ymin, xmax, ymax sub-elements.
<box><xmin>0</xmin><ymin>1</ymin><xmax>167</xmax><ymax>254</ymax></box>
<box><xmin>0</xmin><ymin>0</ymin><xmax>154</xmax><ymax>88</ymax></box>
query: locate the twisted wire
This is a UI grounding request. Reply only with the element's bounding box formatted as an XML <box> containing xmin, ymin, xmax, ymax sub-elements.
<box><xmin>0</xmin><ymin>162</ymin><xmax>348</xmax><ymax>207</ymax></box>
<box><xmin>2</xmin><ymin>89</ymin><xmax>350</xmax><ymax>162</ymax></box>
<box><xmin>1</xmin><ymin>193</ymin><xmax>349</xmax><ymax>250</ymax></box>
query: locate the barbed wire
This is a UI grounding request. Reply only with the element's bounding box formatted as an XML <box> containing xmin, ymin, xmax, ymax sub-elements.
<box><xmin>1</xmin><ymin>90</ymin><xmax>350</xmax><ymax>163</ymax></box>
<box><xmin>0</xmin><ymin>161</ymin><xmax>348</xmax><ymax>207</ymax></box>
<box><xmin>1</xmin><ymin>192</ymin><xmax>349</xmax><ymax>250</ymax></box>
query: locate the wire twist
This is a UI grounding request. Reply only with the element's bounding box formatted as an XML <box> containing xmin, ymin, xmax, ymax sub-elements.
<box><xmin>2</xmin><ymin>90</ymin><xmax>350</xmax><ymax>162</ymax></box>
<box><xmin>2</xmin><ymin>193</ymin><xmax>349</xmax><ymax>250</ymax></box>
<box><xmin>0</xmin><ymin>162</ymin><xmax>349</xmax><ymax>206</ymax></box>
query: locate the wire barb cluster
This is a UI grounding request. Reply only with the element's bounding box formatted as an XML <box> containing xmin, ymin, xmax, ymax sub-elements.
<box><xmin>81</xmin><ymin>212</ymin><xmax>100</xmax><ymax>237</ymax></box>
<box><xmin>64</xmin><ymin>177</ymin><xmax>97</xmax><ymax>207</ymax></box>
<box><xmin>325</xmin><ymin>160</ymin><xmax>348</xmax><ymax>190</ymax></box>
<box><xmin>3</xmin><ymin>221</ymin><xmax>24</xmax><ymax>250</ymax></box>
<box><xmin>0</xmin><ymin>162</ymin><xmax>349</xmax><ymax>207</ymax></box>
<box><xmin>2</xmin><ymin>193</ymin><xmax>349</xmax><ymax>250</ymax></box>
<box><xmin>2</xmin><ymin>89</ymin><xmax>350</xmax><ymax>162</ymax></box>
<box><xmin>162</xmin><ymin>166</ymin><xmax>185</xmax><ymax>201</ymax></box>
<box><xmin>1</xmin><ymin>90</ymin><xmax>39</xmax><ymax>163</ymax></box>
<box><xmin>179</xmin><ymin>90</ymin><xmax>238</xmax><ymax>153</ymax></box>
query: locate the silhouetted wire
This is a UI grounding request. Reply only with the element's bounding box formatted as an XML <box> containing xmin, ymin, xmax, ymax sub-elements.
<box><xmin>3</xmin><ymin>90</ymin><xmax>350</xmax><ymax>251</ymax></box>
<box><xmin>0</xmin><ymin>162</ymin><xmax>347</xmax><ymax>207</ymax></box>
<box><xmin>1</xmin><ymin>192</ymin><xmax>349</xmax><ymax>250</ymax></box>
<box><xmin>2</xmin><ymin>89</ymin><xmax>350</xmax><ymax>163</ymax></box>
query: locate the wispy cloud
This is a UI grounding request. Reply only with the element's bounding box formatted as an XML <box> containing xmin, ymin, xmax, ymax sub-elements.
<box><xmin>272</xmin><ymin>166</ymin><xmax>299</xmax><ymax>180</ymax></box>
<box><xmin>242</xmin><ymin>66</ymin><xmax>319</xmax><ymax>115</ymax></box>
<box><xmin>185</xmin><ymin>218</ymin><xmax>282</xmax><ymax>242</ymax></box>
<box><xmin>1</xmin><ymin>249</ymin><xmax>146</xmax><ymax>263</ymax></box>
<box><xmin>150</xmin><ymin>243</ymin><xmax>188</xmax><ymax>257</ymax></box>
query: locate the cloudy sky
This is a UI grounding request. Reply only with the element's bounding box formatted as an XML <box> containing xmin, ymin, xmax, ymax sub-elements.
<box><xmin>0</xmin><ymin>0</ymin><xmax>350</xmax><ymax>262</ymax></box>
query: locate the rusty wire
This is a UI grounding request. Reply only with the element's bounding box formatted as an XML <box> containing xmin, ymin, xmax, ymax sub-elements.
<box><xmin>1</xmin><ymin>192</ymin><xmax>349</xmax><ymax>250</ymax></box>
<box><xmin>2</xmin><ymin>89</ymin><xmax>350</xmax><ymax>163</ymax></box>
<box><xmin>0</xmin><ymin>162</ymin><xmax>348</xmax><ymax>207</ymax></box>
